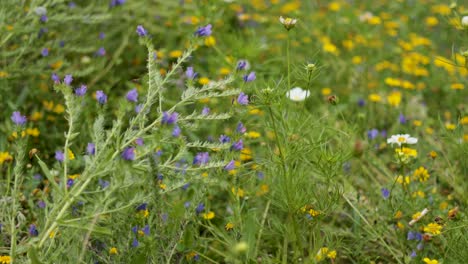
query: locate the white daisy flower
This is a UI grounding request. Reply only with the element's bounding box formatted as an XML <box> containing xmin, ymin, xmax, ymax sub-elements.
<box><xmin>462</xmin><ymin>16</ymin><xmax>468</xmax><ymax>27</ymax></box>
<box><xmin>287</xmin><ymin>87</ymin><xmax>310</xmax><ymax>102</ymax></box>
<box><xmin>279</xmin><ymin>16</ymin><xmax>298</xmax><ymax>30</ymax></box>
<box><xmin>387</xmin><ymin>134</ymin><xmax>418</xmax><ymax>146</ymax></box>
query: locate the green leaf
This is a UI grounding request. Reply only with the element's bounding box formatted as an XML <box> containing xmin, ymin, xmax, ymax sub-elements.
<box><xmin>28</xmin><ymin>246</ymin><xmax>44</xmax><ymax>264</ymax></box>
<box><xmin>35</xmin><ymin>155</ymin><xmax>62</xmax><ymax>195</ymax></box>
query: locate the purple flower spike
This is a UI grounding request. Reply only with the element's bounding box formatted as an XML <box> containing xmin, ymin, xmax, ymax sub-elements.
<box><xmin>219</xmin><ymin>135</ymin><xmax>231</xmax><ymax>143</ymax></box>
<box><xmin>121</xmin><ymin>147</ymin><xmax>136</xmax><ymax>161</ymax></box>
<box><xmin>224</xmin><ymin>160</ymin><xmax>235</xmax><ymax>171</ymax></box>
<box><xmin>11</xmin><ymin>111</ymin><xmax>27</xmax><ymax>125</ymax></box>
<box><xmin>195</xmin><ymin>203</ymin><xmax>205</xmax><ymax>214</ymax></box>
<box><xmin>142</xmin><ymin>225</ymin><xmax>150</xmax><ymax>235</ymax></box>
<box><xmin>236</xmin><ymin>122</ymin><xmax>246</xmax><ymax>133</ymax></box>
<box><xmin>96</xmin><ymin>90</ymin><xmax>107</xmax><ymax>104</ymax></box>
<box><xmin>172</xmin><ymin>125</ymin><xmax>181</xmax><ymax>137</ymax></box>
<box><xmin>162</xmin><ymin>111</ymin><xmax>179</xmax><ymax>125</ymax></box>
<box><xmin>136</xmin><ymin>25</ymin><xmax>147</xmax><ymax>37</ymax></box>
<box><xmin>231</xmin><ymin>140</ymin><xmax>244</xmax><ymax>151</ymax></box>
<box><xmin>237</xmin><ymin>92</ymin><xmax>249</xmax><ymax>105</ymax></box>
<box><xmin>96</xmin><ymin>47</ymin><xmax>106</xmax><ymax>56</ymax></box>
<box><xmin>64</xmin><ymin>74</ymin><xmax>73</xmax><ymax>86</ymax></box>
<box><xmin>186</xmin><ymin>66</ymin><xmax>198</xmax><ymax>80</ymax></box>
<box><xmin>243</xmin><ymin>71</ymin><xmax>256</xmax><ymax>82</ymax></box>
<box><xmin>51</xmin><ymin>73</ymin><xmax>60</xmax><ymax>84</ymax></box>
<box><xmin>29</xmin><ymin>224</ymin><xmax>39</xmax><ymax>236</ymax></box>
<box><xmin>55</xmin><ymin>151</ymin><xmax>64</xmax><ymax>162</ymax></box>
<box><xmin>236</xmin><ymin>60</ymin><xmax>248</xmax><ymax>70</ymax></box>
<box><xmin>195</xmin><ymin>24</ymin><xmax>212</xmax><ymax>37</ymax></box>
<box><xmin>399</xmin><ymin>113</ymin><xmax>406</xmax><ymax>124</ymax></box>
<box><xmin>135</xmin><ymin>138</ymin><xmax>144</xmax><ymax>146</ymax></box>
<box><xmin>367</xmin><ymin>129</ymin><xmax>379</xmax><ymax>140</ymax></box>
<box><xmin>193</xmin><ymin>152</ymin><xmax>209</xmax><ymax>165</ymax></box>
<box><xmin>75</xmin><ymin>85</ymin><xmax>87</xmax><ymax>96</ymax></box>
<box><xmin>86</xmin><ymin>143</ymin><xmax>95</xmax><ymax>155</ymax></box>
<box><xmin>132</xmin><ymin>238</ymin><xmax>139</xmax><ymax>247</ymax></box>
<box><xmin>126</xmin><ymin>88</ymin><xmax>138</xmax><ymax>102</ymax></box>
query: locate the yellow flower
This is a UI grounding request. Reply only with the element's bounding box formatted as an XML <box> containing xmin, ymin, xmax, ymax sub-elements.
<box><xmin>0</xmin><ymin>152</ymin><xmax>13</xmax><ymax>164</ymax></box>
<box><xmin>204</xmin><ymin>36</ymin><xmax>216</xmax><ymax>47</ymax></box>
<box><xmin>231</xmin><ymin>187</ymin><xmax>245</xmax><ymax>198</ymax></box>
<box><xmin>219</xmin><ymin>67</ymin><xmax>230</xmax><ymax>75</ymax></box>
<box><xmin>0</xmin><ymin>71</ymin><xmax>9</xmax><ymax>78</ymax></box>
<box><xmin>412</xmin><ymin>211</ymin><xmax>422</xmax><ymax>220</ymax></box>
<box><xmin>321</xmin><ymin>88</ymin><xmax>332</xmax><ymax>96</ymax></box>
<box><xmin>425</xmin><ymin>16</ymin><xmax>439</xmax><ymax>27</ymax></box>
<box><xmin>109</xmin><ymin>247</ymin><xmax>118</xmax><ymax>255</ymax></box>
<box><xmin>394</xmin><ymin>210</ymin><xmax>403</xmax><ymax>219</ymax></box>
<box><xmin>26</xmin><ymin>128</ymin><xmax>40</xmax><ymax>137</ymax></box>
<box><xmin>412</xmin><ymin>190</ymin><xmax>425</xmax><ymax>198</ymax></box>
<box><xmin>280</xmin><ymin>1</ymin><xmax>300</xmax><ymax>13</ymax></box>
<box><xmin>202</xmin><ymin>211</ymin><xmax>215</xmax><ymax>220</ymax></box>
<box><xmin>246</xmin><ymin>131</ymin><xmax>261</xmax><ymax>139</ymax></box>
<box><xmin>30</xmin><ymin>111</ymin><xmax>43</xmax><ymax>121</ymax></box>
<box><xmin>424</xmin><ymin>223</ymin><xmax>442</xmax><ymax>235</ymax></box>
<box><xmin>53</xmin><ymin>104</ymin><xmax>65</xmax><ymax>114</ymax></box>
<box><xmin>0</xmin><ymin>255</ymin><xmax>11</xmax><ymax>264</ymax></box>
<box><xmin>413</xmin><ymin>120</ymin><xmax>422</xmax><ymax>127</ymax></box>
<box><xmin>396</xmin><ymin>221</ymin><xmax>405</xmax><ymax>230</ymax></box>
<box><xmin>198</xmin><ymin>77</ymin><xmax>210</xmax><ymax>85</ymax></box>
<box><xmin>352</xmin><ymin>56</ymin><xmax>362</xmax><ymax>64</ymax></box>
<box><xmin>225</xmin><ymin>222</ymin><xmax>234</xmax><ymax>231</ymax></box>
<box><xmin>368</xmin><ymin>94</ymin><xmax>381</xmax><ymax>102</ymax></box>
<box><xmin>423</xmin><ymin>258</ymin><xmax>438</xmax><ymax>264</ymax></box>
<box><xmin>445</xmin><ymin>123</ymin><xmax>456</xmax><ymax>130</ymax></box>
<box><xmin>327</xmin><ymin>250</ymin><xmax>337</xmax><ymax>259</ymax></box>
<box><xmin>256</xmin><ymin>184</ymin><xmax>269</xmax><ymax>196</ymax></box>
<box><xmin>387</xmin><ymin>91</ymin><xmax>401</xmax><ymax>107</ymax></box>
<box><xmin>460</xmin><ymin>116</ymin><xmax>468</xmax><ymax>125</ymax></box>
<box><xmin>396</xmin><ymin>175</ymin><xmax>411</xmax><ymax>186</ymax></box>
<box><xmin>429</xmin><ymin>151</ymin><xmax>437</xmax><ymax>159</ymax></box>
<box><xmin>395</xmin><ymin>147</ymin><xmax>417</xmax><ymax>158</ymax></box>
<box><xmin>169</xmin><ymin>50</ymin><xmax>183</xmax><ymax>58</ymax></box>
<box><xmin>413</xmin><ymin>166</ymin><xmax>429</xmax><ymax>182</ymax></box>
<box><xmin>328</xmin><ymin>2</ymin><xmax>341</xmax><ymax>11</ymax></box>
<box><xmin>323</xmin><ymin>43</ymin><xmax>339</xmax><ymax>55</ymax></box>
<box><xmin>68</xmin><ymin>149</ymin><xmax>75</xmax><ymax>160</ymax></box>
<box><xmin>450</xmin><ymin>83</ymin><xmax>464</xmax><ymax>90</ymax></box>
<box><xmin>240</xmin><ymin>148</ymin><xmax>252</xmax><ymax>161</ymax></box>
<box><xmin>49</xmin><ymin>230</ymin><xmax>57</xmax><ymax>238</ymax></box>
<box><xmin>159</xmin><ymin>183</ymin><xmax>166</xmax><ymax>190</ymax></box>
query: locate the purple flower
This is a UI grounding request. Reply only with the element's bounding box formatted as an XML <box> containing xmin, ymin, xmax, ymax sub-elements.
<box><xmin>51</xmin><ymin>73</ymin><xmax>60</xmax><ymax>84</ymax></box>
<box><xmin>96</xmin><ymin>47</ymin><xmax>106</xmax><ymax>56</ymax></box>
<box><xmin>416</xmin><ymin>243</ymin><xmax>424</xmax><ymax>250</ymax></box>
<box><xmin>96</xmin><ymin>90</ymin><xmax>107</xmax><ymax>104</ymax></box>
<box><xmin>414</xmin><ymin>232</ymin><xmax>423</xmax><ymax>241</ymax></box>
<box><xmin>172</xmin><ymin>125</ymin><xmax>181</xmax><ymax>137</ymax></box>
<box><xmin>399</xmin><ymin>113</ymin><xmax>406</xmax><ymax>124</ymax></box>
<box><xmin>110</xmin><ymin>0</ymin><xmax>126</xmax><ymax>7</ymax></box>
<box><xmin>193</xmin><ymin>152</ymin><xmax>209</xmax><ymax>165</ymax></box>
<box><xmin>184</xmin><ymin>201</ymin><xmax>191</xmax><ymax>208</ymax></box>
<box><xmin>142</xmin><ymin>225</ymin><xmax>150</xmax><ymax>235</ymax></box>
<box><xmin>11</xmin><ymin>111</ymin><xmax>27</xmax><ymax>125</ymax></box>
<box><xmin>224</xmin><ymin>160</ymin><xmax>235</xmax><ymax>171</ymax></box>
<box><xmin>136</xmin><ymin>203</ymin><xmax>147</xmax><ymax>211</ymax></box>
<box><xmin>136</xmin><ymin>25</ymin><xmax>147</xmax><ymax>37</ymax></box>
<box><xmin>237</xmin><ymin>92</ymin><xmax>249</xmax><ymax>105</ymax></box>
<box><xmin>86</xmin><ymin>143</ymin><xmax>95</xmax><ymax>155</ymax></box>
<box><xmin>243</xmin><ymin>71</ymin><xmax>256</xmax><ymax>82</ymax></box>
<box><xmin>407</xmin><ymin>231</ymin><xmax>415</xmax><ymax>240</ymax></box>
<box><xmin>380</xmin><ymin>130</ymin><xmax>387</xmax><ymax>138</ymax></box>
<box><xmin>75</xmin><ymin>85</ymin><xmax>87</xmax><ymax>96</ymax></box>
<box><xmin>121</xmin><ymin>147</ymin><xmax>136</xmax><ymax>161</ymax></box>
<box><xmin>132</xmin><ymin>238</ymin><xmax>139</xmax><ymax>247</ymax></box>
<box><xmin>231</xmin><ymin>140</ymin><xmax>244</xmax><ymax>151</ymax></box>
<box><xmin>55</xmin><ymin>151</ymin><xmax>64</xmax><ymax>162</ymax></box>
<box><xmin>162</xmin><ymin>111</ymin><xmax>178</xmax><ymax>125</ymax></box>
<box><xmin>99</xmin><ymin>179</ymin><xmax>109</xmax><ymax>189</ymax></box>
<box><xmin>99</xmin><ymin>32</ymin><xmax>105</xmax><ymax>39</ymax></box>
<box><xmin>186</xmin><ymin>66</ymin><xmax>198</xmax><ymax>79</ymax></box>
<box><xmin>367</xmin><ymin>129</ymin><xmax>379</xmax><ymax>140</ymax></box>
<box><xmin>195</xmin><ymin>24</ymin><xmax>212</xmax><ymax>37</ymax></box>
<box><xmin>126</xmin><ymin>88</ymin><xmax>138</xmax><ymax>102</ymax></box>
<box><xmin>236</xmin><ymin>60</ymin><xmax>248</xmax><ymax>70</ymax></box>
<box><xmin>236</xmin><ymin>122</ymin><xmax>246</xmax><ymax>133</ymax></box>
<box><xmin>358</xmin><ymin>98</ymin><xmax>366</xmax><ymax>107</ymax></box>
<box><xmin>69</xmin><ymin>2</ymin><xmax>76</xmax><ymax>8</ymax></box>
<box><xmin>201</xmin><ymin>106</ymin><xmax>210</xmax><ymax>115</ymax></box>
<box><xmin>41</xmin><ymin>48</ymin><xmax>49</xmax><ymax>57</ymax></box>
<box><xmin>135</xmin><ymin>138</ymin><xmax>144</xmax><ymax>146</ymax></box>
<box><xmin>29</xmin><ymin>224</ymin><xmax>39</xmax><ymax>236</ymax></box>
<box><xmin>381</xmin><ymin>188</ymin><xmax>390</xmax><ymax>199</ymax></box>
<box><xmin>195</xmin><ymin>203</ymin><xmax>205</xmax><ymax>214</ymax></box>
<box><xmin>67</xmin><ymin>178</ymin><xmax>74</xmax><ymax>188</ymax></box>
<box><xmin>64</xmin><ymin>74</ymin><xmax>73</xmax><ymax>86</ymax></box>
<box><xmin>40</xmin><ymin>15</ymin><xmax>48</xmax><ymax>23</ymax></box>
<box><xmin>131</xmin><ymin>226</ymin><xmax>138</xmax><ymax>234</ymax></box>
<box><xmin>410</xmin><ymin>250</ymin><xmax>417</xmax><ymax>258</ymax></box>
<box><xmin>219</xmin><ymin>135</ymin><xmax>230</xmax><ymax>143</ymax></box>
<box><xmin>37</xmin><ymin>200</ymin><xmax>46</xmax><ymax>208</ymax></box>
<box><xmin>135</xmin><ymin>104</ymin><xmax>143</xmax><ymax>113</ymax></box>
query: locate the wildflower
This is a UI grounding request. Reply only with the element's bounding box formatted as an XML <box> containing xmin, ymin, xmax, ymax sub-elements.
<box><xmin>224</xmin><ymin>160</ymin><xmax>235</xmax><ymax>171</ymax></box>
<box><xmin>225</xmin><ymin>222</ymin><xmax>234</xmax><ymax>231</ymax></box>
<box><xmin>0</xmin><ymin>256</ymin><xmax>11</xmax><ymax>264</ymax></box>
<box><xmin>231</xmin><ymin>140</ymin><xmax>243</xmax><ymax>151</ymax></box>
<box><xmin>96</xmin><ymin>90</ymin><xmax>107</xmax><ymax>104</ymax></box>
<box><xmin>135</xmin><ymin>104</ymin><xmax>143</xmax><ymax>113</ymax></box>
<box><xmin>202</xmin><ymin>211</ymin><xmax>215</xmax><ymax>220</ymax></box>
<box><xmin>172</xmin><ymin>125</ymin><xmax>181</xmax><ymax>137</ymax></box>
<box><xmin>243</xmin><ymin>71</ymin><xmax>256</xmax><ymax>82</ymax></box>
<box><xmin>395</xmin><ymin>147</ymin><xmax>418</xmax><ymax>158</ymax></box>
<box><xmin>236</xmin><ymin>60</ymin><xmax>249</xmax><ymax>70</ymax></box>
<box><xmin>204</xmin><ymin>36</ymin><xmax>216</xmax><ymax>46</ymax></box>
<box><xmin>63</xmin><ymin>74</ymin><xmax>73</xmax><ymax>86</ymax></box>
<box><xmin>126</xmin><ymin>88</ymin><xmax>138</xmax><ymax>102</ymax></box>
<box><xmin>55</xmin><ymin>151</ymin><xmax>64</xmax><ymax>162</ymax></box>
<box><xmin>75</xmin><ymin>85</ymin><xmax>87</xmax><ymax>96</ymax></box>
<box><xmin>381</xmin><ymin>188</ymin><xmax>390</xmax><ymax>199</ymax></box>
<box><xmin>428</xmin><ymin>151</ymin><xmax>437</xmax><ymax>159</ymax></box>
<box><xmin>462</xmin><ymin>16</ymin><xmax>468</xmax><ymax>27</ymax></box>
<box><xmin>121</xmin><ymin>147</ymin><xmax>136</xmax><ymax>161</ymax></box>
<box><xmin>161</xmin><ymin>111</ymin><xmax>178</xmax><ymax>125</ymax></box>
<box><xmin>409</xmin><ymin>208</ymin><xmax>429</xmax><ymax>226</ymax></box>
<box><xmin>219</xmin><ymin>135</ymin><xmax>230</xmax><ymax>143</ymax></box>
<box><xmin>68</xmin><ymin>149</ymin><xmax>75</xmax><ymax>160</ymax></box>
<box><xmin>423</xmin><ymin>258</ymin><xmax>439</xmax><ymax>264</ymax></box>
<box><xmin>51</xmin><ymin>73</ymin><xmax>60</xmax><ymax>84</ymax></box>
<box><xmin>86</xmin><ymin>143</ymin><xmax>95</xmax><ymax>155</ymax></box>
<box><xmin>11</xmin><ymin>111</ymin><xmax>27</xmax><ymax>125</ymax></box>
<box><xmin>195</xmin><ymin>203</ymin><xmax>205</xmax><ymax>214</ymax></box>
<box><xmin>237</xmin><ymin>92</ymin><xmax>249</xmax><ymax>105</ymax></box>
<box><xmin>136</xmin><ymin>25</ymin><xmax>148</xmax><ymax>37</ymax></box>
<box><xmin>367</xmin><ymin>129</ymin><xmax>379</xmax><ymax>140</ymax></box>
<box><xmin>132</xmin><ymin>238</ymin><xmax>139</xmax><ymax>247</ymax></box>
<box><xmin>193</xmin><ymin>152</ymin><xmax>209</xmax><ymax>165</ymax></box>
<box><xmin>96</xmin><ymin>47</ymin><xmax>106</xmax><ymax>56</ymax></box>
<box><xmin>387</xmin><ymin>134</ymin><xmax>418</xmax><ymax>146</ymax></box>
<box><xmin>41</xmin><ymin>48</ymin><xmax>49</xmax><ymax>57</ymax></box>
<box><xmin>413</xmin><ymin>166</ymin><xmax>430</xmax><ymax>182</ymax></box>
<box><xmin>135</xmin><ymin>138</ymin><xmax>144</xmax><ymax>146</ymax></box>
<box><xmin>399</xmin><ymin>113</ymin><xmax>407</xmax><ymax>124</ymax></box>
<box><xmin>201</xmin><ymin>106</ymin><xmax>210</xmax><ymax>115</ymax></box>
<box><xmin>236</xmin><ymin>122</ymin><xmax>246</xmax><ymax>133</ymax></box>
<box><xmin>287</xmin><ymin>87</ymin><xmax>310</xmax><ymax>101</ymax></box>
<box><xmin>109</xmin><ymin>247</ymin><xmax>118</xmax><ymax>255</ymax></box>
<box><xmin>195</xmin><ymin>24</ymin><xmax>212</xmax><ymax>37</ymax></box>
<box><xmin>29</xmin><ymin>224</ymin><xmax>39</xmax><ymax>236</ymax></box>
<box><xmin>185</xmin><ymin>66</ymin><xmax>198</xmax><ymax>79</ymax></box>
<box><xmin>279</xmin><ymin>16</ymin><xmax>297</xmax><ymax>30</ymax></box>
<box><xmin>423</xmin><ymin>223</ymin><xmax>442</xmax><ymax>235</ymax></box>
<box><xmin>40</xmin><ymin>15</ymin><xmax>48</xmax><ymax>23</ymax></box>
<box><xmin>368</xmin><ymin>93</ymin><xmax>381</xmax><ymax>102</ymax></box>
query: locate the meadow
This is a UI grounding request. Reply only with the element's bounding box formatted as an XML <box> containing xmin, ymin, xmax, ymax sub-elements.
<box><xmin>0</xmin><ymin>0</ymin><xmax>467</xmax><ymax>263</ymax></box>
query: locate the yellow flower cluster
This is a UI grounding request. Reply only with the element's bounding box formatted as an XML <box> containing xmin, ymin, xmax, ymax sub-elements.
<box><xmin>0</xmin><ymin>256</ymin><xmax>11</xmax><ymax>264</ymax></box>
<box><xmin>413</xmin><ymin>166</ymin><xmax>430</xmax><ymax>182</ymax></box>
<box><xmin>315</xmin><ymin>247</ymin><xmax>337</xmax><ymax>261</ymax></box>
<box><xmin>0</xmin><ymin>152</ymin><xmax>13</xmax><ymax>164</ymax></box>
<box><xmin>423</xmin><ymin>222</ymin><xmax>442</xmax><ymax>235</ymax></box>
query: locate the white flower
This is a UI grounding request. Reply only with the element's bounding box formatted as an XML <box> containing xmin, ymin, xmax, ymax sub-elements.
<box><xmin>287</xmin><ymin>87</ymin><xmax>310</xmax><ymax>102</ymax></box>
<box><xmin>279</xmin><ymin>16</ymin><xmax>298</xmax><ymax>30</ymax></box>
<box><xmin>387</xmin><ymin>134</ymin><xmax>418</xmax><ymax>146</ymax></box>
<box><xmin>462</xmin><ymin>16</ymin><xmax>468</xmax><ymax>27</ymax></box>
<box><xmin>34</xmin><ymin>6</ymin><xmax>47</xmax><ymax>16</ymax></box>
